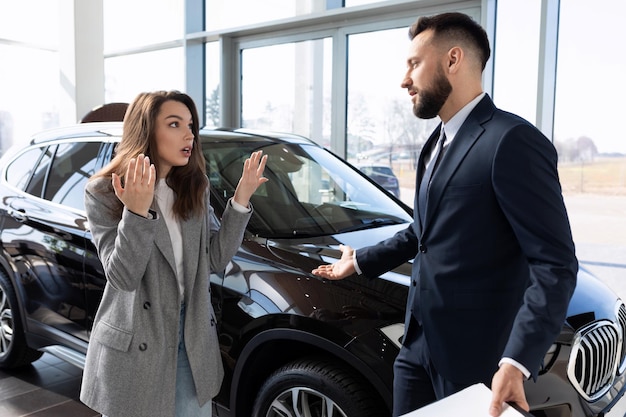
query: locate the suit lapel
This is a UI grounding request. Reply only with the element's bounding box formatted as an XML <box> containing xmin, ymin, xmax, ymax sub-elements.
<box><xmin>420</xmin><ymin>96</ymin><xmax>494</xmax><ymax>235</ymax></box>
<box><xmin>415</xmin><ymin>127</ymin><xmax>441</xmax><ymax>237</ymax></box>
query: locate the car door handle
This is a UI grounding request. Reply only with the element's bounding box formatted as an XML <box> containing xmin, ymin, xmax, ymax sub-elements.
<box><xmin>8</xmin><ymin>208</ymin><xmax>27</xmax><ymax>223</ymax></box>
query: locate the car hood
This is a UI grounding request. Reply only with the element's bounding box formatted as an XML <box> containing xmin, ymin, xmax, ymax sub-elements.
<box><xmin>258</xmin><ymin>224</ymin><xmax>619</xmax><ymax>333</ymax></box>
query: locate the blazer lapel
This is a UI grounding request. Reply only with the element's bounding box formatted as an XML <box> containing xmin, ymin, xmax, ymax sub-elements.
<box><xmin>153</xmin><ymin>204</ymin><xmax>178</xmax><ymax>278</ymax></box>
<box><xmin>181</xmin><ymin>215</ymin><xmax>202</xmax><ymax>293</ymax></box>
<box><xmin>152</xmin><ymin>204</ymin><xmax>203</xmax><ymax>298</ymax></box>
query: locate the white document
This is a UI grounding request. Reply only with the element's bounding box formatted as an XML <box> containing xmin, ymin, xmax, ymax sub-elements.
<box><xmin>400</xmin><ymin>383</ymin><xmax>528</xmax><ymax>417</ymax></box>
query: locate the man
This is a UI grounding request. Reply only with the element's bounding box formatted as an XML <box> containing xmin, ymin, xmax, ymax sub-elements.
<box><xmin>312</xmin><ymin>12</ymin><xmax>577</xmax><ymax>417</ymax></box>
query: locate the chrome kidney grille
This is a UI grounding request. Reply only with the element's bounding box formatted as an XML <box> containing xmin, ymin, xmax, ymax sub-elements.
<box><xmin>568</xmin><ymin>303</ymin><xmax>626</xmax><ymax>402</ymax></box>
<box><xmin>617</xmin><ymin>303</ymin><xmax>626</xmax><ymax>373</ymax></box>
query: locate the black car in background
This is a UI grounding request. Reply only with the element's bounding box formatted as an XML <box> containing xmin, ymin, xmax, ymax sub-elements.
<box><xmin>0</xmin><ymin>120</ymin><xmax>625</xmax><ymax>417</ymax></box>
<box><xmin>357</xmin><ymin>163</ymin><xmax>401</xmax><ymax>198</ymax></box>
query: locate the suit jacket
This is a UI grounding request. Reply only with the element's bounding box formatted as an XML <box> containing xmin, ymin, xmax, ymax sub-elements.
<box><xmin>80</xmin><ymin>177</ymin><xmax>251</xmax><ymax>417</ymax></box>
<box><xmin>357</xmin><ymin>95</ymin><xmax>577</xmax><ymax>385</ymax></box>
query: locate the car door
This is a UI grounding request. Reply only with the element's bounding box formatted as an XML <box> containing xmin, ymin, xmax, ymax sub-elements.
<box><xmin>0</xmin><ymin>140</ymin><xmax>104</xmax><ymax>343</ymax></box>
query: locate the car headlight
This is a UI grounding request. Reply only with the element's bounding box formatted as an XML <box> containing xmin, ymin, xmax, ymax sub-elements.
<box><xmin>380</xmin><ymin>323</ymin><xmax>405</xmax><ymax>349</ymax></box>
<box><xmin>539</xmin><ymin>343</ymin><xmax>560</xmax><ymax>374</ymax></box>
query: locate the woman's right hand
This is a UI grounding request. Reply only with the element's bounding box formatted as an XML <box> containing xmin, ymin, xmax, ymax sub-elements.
<box><xmin>112</xmin><ymin>154</ymin><xmax>156</xmax><ymax>218</ymax></box>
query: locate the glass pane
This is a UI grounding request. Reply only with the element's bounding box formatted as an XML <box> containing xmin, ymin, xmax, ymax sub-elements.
<box><xmin>5</xmin><ymin>147</ymin><xmax>45</xmax><ymax>191</ymax></box>
<box><xmin>205</xmin><ymin>0</ymin><xmax>327</xmax><ymax>31</ymax></box>
<box><xmin>46</xmin><ymin>142</ymin><xmax>102</xmax><ymax>210</ymax></box>
<box><xmin>0</xmin><ymin>45</ymin><xmax>60</xmax><ymax>153</ymax></box>
<box><xmin>344</xmin><ymin>0</ymin><xmax>384</xmax><ymax>6</ymax></box>
<box><xmin>492</xmin><ymin>0</ymin><xmax>541</xmax><ymax>124</ymax></box>
<box><xmin>347</xmin><ymin>28</ymin><xmax>438</xmax><ymax>205</ymax></box>
<box><xmin>105</xmin><ymin>48</ymin><xmax>185</xmax><ymax>103</ymax></box>
<box><xmin>241</xmin><ymin>39</ymin><xmax>332</xmax><ymax>145</ymax></box>
<box><xmin>0</xmin><ymin>0</ymin><xmax>59</xmax><ymax>47</ymax></box>
<box><xmin>205</xmin><ymin>42</ymin><xmax>221</xmax><ymax>127</ymax></box>
<box><xmin>103</xmin><ymin>0</ymin><xmax>183</xmax><ymax>51</ymax></box>
<box><xmin>26</xmin><ymin>146</ymin><xmax>54</xmax><ymax>198</ymax></box>
<box><xmin>555</xmin><ymin>0</ymin><xmax>626</xmax><ymax>253</ymax></box>
<box><xmin>203</xmin><ymin>140</ymin><xmax>411</xmax><ymax>238</ymax></box>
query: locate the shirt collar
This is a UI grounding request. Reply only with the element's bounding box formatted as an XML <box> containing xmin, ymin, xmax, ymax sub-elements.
<box><xmin>441</xmin><ymin>92</ymin><xmax>486</xmax><ymax>145</ymax></box>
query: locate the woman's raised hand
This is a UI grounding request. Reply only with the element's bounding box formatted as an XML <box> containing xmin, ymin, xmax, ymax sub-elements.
<box><xmin>233</xmin><ymin>151</ymin><xmax>268</xmax><ymax>208</ymax></box>
<box><xmin>112</xmin><ymin>154</ymin><xmax>156</xmax><ymax>218</ymax></box>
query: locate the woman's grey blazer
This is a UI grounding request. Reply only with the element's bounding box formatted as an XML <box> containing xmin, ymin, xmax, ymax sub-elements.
<box><xmin>80</xmin><ymin>177</ymin><xmax>251</xmax><ymax>417</ymax></box>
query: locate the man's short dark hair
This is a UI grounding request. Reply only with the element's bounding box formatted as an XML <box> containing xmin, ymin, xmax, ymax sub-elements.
<box><xmin>409</xmin><ymin>12</ymin><xmax>491</xmax><ymax>70</ymax></box>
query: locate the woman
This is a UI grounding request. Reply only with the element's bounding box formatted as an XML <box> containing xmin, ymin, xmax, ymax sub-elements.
<box><xmin>80</xmin><ymin>90</ymin><xmax>267</xmax><ymax>417</ymax></box>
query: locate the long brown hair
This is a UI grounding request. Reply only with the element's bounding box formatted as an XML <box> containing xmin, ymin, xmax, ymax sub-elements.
<box><xmin>92</xmin><ymin>90</ymin><xmax>208</xmax><ymax>220</ymax></box>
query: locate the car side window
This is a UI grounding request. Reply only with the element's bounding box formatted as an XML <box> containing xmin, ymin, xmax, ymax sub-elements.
<box><xmin>5</xmin><ymin>147</ymin><xmax>47</xmax><ymax>191</ymax></box>
<box><xmin>25</xmin><ymin>146</ymin><xmax>55</xmax><ymax>197</ymax></box>
<box><xmin>45</xmin><ymin>141</ymin><xmax>102</xmax><ymax>211</ymax></box>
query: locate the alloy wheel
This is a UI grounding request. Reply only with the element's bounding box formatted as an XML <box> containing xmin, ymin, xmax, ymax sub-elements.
<box><xmin>0</xmin><ymin>289</ymin><xmax>14</xmax><ymax>357</ymax></box>
<box><xmin>265</xmin><ymin>386</ymin><xmax>348</xmax><ymax>417</ymax></box>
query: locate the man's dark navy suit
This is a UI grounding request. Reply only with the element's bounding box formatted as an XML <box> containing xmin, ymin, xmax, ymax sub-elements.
<box><xmin>357</xmin><ymin>95</ymin><xmax>578</xmax><ymax>390</ymax></box>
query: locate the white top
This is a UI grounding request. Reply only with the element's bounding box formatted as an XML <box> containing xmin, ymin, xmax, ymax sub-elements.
<box><xmin>155</xmin><ymin>180</ymin><xmax>185</xmax><ymax>296</ymax></box>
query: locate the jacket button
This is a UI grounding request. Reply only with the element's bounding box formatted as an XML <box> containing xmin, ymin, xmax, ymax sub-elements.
<box><xmin>143</xmin><ymin>301</ymin><xmax>151</xmax><ymax>310</ymax></box>
<box><xmin>139</xmin><ymin>343</ymin><xmax>147</xmax><ymax>351</ymax></box>
<box><xmin>412</xmin><ymin>280</ymin><xmax>417</xmax><ymax>286</ymax></box>
<box><xmin>419</xmin><ymin>244</ymin><xmax>427</xmax><ymax>253</ymax></box>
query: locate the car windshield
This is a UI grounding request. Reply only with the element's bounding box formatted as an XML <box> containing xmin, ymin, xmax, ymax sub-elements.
<box><xmin>203</xmin><ymin>140</ymin><xmax>412</xmax><ymax>238</ymax></box>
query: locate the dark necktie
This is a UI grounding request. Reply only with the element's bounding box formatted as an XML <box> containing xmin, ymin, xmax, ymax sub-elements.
<box><xmin>418</xmin><ymin>129</ymin><xmax>447</xmax><ymax>226</ymax></box>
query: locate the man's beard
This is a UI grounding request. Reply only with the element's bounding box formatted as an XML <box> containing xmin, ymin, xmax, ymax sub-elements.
<box><xmin>413</xmin><ymin>67</ymin><xmax>452</xmax><ymax>119</ymax></box>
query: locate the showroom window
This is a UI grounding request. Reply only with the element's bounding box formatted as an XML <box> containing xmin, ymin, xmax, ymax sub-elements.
<box><xmin>0</xmin><ymin>45</ymin><xmax>59</xmax><ymax>153</ymax></box>
<box><xmin>0</xmin><ymin>1</ymin><xmax>59</xmax><ymax>154</ymax></box>
<box><xmin>346</xmin><ymin>26</ymin><xmax>439</xmax><ymax>203</ymax></box>
<box><xmin>240</xmin><ymin>38</ymin><xmax>332</xmax><ymax>145</ymax></box>
<box><xmin>103</xmin><ymin>0</ymin><xmax>183</xmax><ymax>51</ymax></box>
<box><xmin>554</xmin><ymin>0</ymin><xmax>626</xmax><ymax>249</ymax></box>
<box><xmin>205</xmin><ymin>0</ymin><xmax>330</xmax><ymax>31</ymax></box>
<box><xmin>555</xmin><ymin>0</ymin><xmax>626</xmax><ymax>196</ymax></box>
<box><xmin>0</xmin><ymin>1</ymin><xmax>59</xmax><ymax>44</ymax></box>
<box><xmin>205</xmin><ymin>42</ymin><xmax>221</xmax><ymax>127</ymax></box>
<box><xmin>221</xmin><ymin>4</ymin><xmax>480</xmax><ymax>204</ymax></box>
<box><xmin>103</xmin><ymin>0</ymin><xmax>185</xmax><ymax>103</ymax></box>
<box><xmin>104</xmin><ymin>48</ymin><xmax>185</xmax><ymax>103</ymax></box>
<box><xmin>492</xmin><ymin>0</ymin><xmax>541</xmax><ymax>125</ymax></box>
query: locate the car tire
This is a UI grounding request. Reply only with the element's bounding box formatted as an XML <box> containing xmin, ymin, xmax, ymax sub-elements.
<box><xmin>0</xmin><ymin>269</ymin><xmax>43</xmax><ymax>368</ymax></box>
<box><xmin>252</xmin><ymin>357</ymin><xmax>388</xmax><ymax>417</ymax></box>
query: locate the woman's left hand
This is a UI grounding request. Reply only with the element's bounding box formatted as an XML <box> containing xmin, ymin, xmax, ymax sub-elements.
<box><xmin>233</xmin><ymin>151</ymin><xmax>268</xmax><ymax>208</ymax></box>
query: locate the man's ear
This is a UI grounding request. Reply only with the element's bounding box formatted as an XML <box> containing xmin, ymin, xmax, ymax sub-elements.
<box><xmin>447</xmin><ymin>46</ymin><xmax>463</xmax><ymax>73</ymax></box>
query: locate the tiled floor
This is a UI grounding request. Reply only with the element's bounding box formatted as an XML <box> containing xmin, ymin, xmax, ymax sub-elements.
<box><xmin>0</xmin><ymin>353</ymin><xmax>100</xmax><ymax>417</ymax></box>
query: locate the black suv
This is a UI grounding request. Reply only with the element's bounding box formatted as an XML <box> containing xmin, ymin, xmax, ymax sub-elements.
<box><xmin>0</xmin><ymin>121</ymin><xmax>625</xmax><ymax>417</ymax></box>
